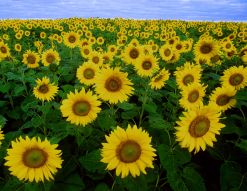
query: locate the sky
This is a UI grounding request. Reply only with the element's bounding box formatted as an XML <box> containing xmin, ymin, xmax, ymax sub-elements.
<box><xmin>0</xmin><ymin>0</ymin><xmax>246</xmax><ymax>21</ymax></box>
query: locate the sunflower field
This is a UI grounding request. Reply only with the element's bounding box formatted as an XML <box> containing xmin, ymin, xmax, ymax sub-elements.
<box><xmin>0</xmin><ymin>18</ymin><xmax>247</xmax><ymax>191</ymax></box>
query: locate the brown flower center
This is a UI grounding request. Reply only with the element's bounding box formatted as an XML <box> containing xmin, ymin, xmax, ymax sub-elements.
<box><xmin>22</xmin><ymin>148</ymin><xmax>48</xmax><ymax>168</ymax></box>
<box><xmin>210</xmin><ymin>55</ymin><xmax>220</xmax><ymax>63</ymax></box>
<box><xmin>188</xmin><ymin>90</ymin><xmax>199</xmax><ymax>103</ymax></box>
<box><xmin>225</xmin><ymin>43</ymin><xmax>231</xmax><ymax>49</ymax></box>
<box><xmin>46</xmin><ymin>54</ymin><xmax>55</xmax><ymax>64</ymax></box>
<box><xmin>176</xmin><ymin>44</ymin><xmax>182</xmax><ymax>50</ymax></box>
<box><xmin>189</xmin><ymin>116</ymin><xmax>210</xmax><ymax>137</ymax></box>
<box><xmin>27</xmin><ymin>55</ymin><xmax>36</xmax><ymax>64</ymax></box>
<box><xmin>38</xmin><ymin>84</ymin><xmax>49</xmax><ymax>94</ymax></box>
<box><xmin>182</xmin><ymin>74</ymin><xmax>194</xmax><ymax>85</ymax></box>
<box><xmin>229</xmin><ymin>73</ymin><xmax>244</xmax><ymax>86</ymax></box>
<box><xmin>129</xmin><ymin>48</ymin><xmax>139</xmax><ymax>59</ymax></box>
<box><xmin>154</xmin><ymin>75</ymin><xmax>163</xmax><ymax>82</ymax></box>
<box><xmin>200</xmin><ymin>43</ymin><xmax>213</xmax><ymax>54</ymax></box>
<box><xmin>82</xmin><ymin>42</ymin><xmax>88</xmax><ymax>46</ymax></box>
<box><xmin>142</xmin><ymin>60</ymin><xmax>152</xmax><ymax>70</ymax></box>
<box><xmin>92</xmin><ymin>56</ymin><xmax>99</xmax><ymax>64</ymax></box>
<box><xmin>72</xmin><ymin>101</ymin><xmax>91</xmax><ymax>116</ymax></box>
<box><xmin>83</xmin><ymin>68</ymin><xmax>95</xmax><ymax>79</ymax></box>
<box><xmin>105</xmin><ymin>77</ymin><xmax>122</xmax><ymax>92</ymax></box>
<box><xmin>216</xmin><ymin>94</ymin><xmax>232</xmax><ymax>106</ymax></box>
<box><xmin>68</xmin><ymin>35</ymin><xmax>76</xmax><ymax>43</ymax></box>
<box><xmin>164</xmin><ymin>49</ymin><xmax>171</xmax><ymax>57</ymax></box>
<box><xmin>83</xmin><ymin>49</ymin><xmax>90</xmax><ymax>55</ymax></box>
<box><xmin>169</xmin><ymin>39</ymin><xmax>175</xmax><ymax>45</ymax></box>
<box><xmin>117</xmin><ymin>140</ymin><xmax>141</xmax><ymax>163</ymax></box>
<box><xmin>0</xmin><ymin>46</ymin><xmax>7</xmax><ymax>53</ymax></box>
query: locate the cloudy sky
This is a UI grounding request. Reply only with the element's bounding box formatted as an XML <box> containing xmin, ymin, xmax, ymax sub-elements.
<box><xmin>0</xmin><ymin>0</ymin><xmax>246</xmax><ymax>21</ymax></box>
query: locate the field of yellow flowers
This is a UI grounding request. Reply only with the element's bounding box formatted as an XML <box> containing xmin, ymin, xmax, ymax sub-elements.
<box><xmin>0</xmin><ymin>18</ymin><xmax>247</xmax><ymax>191</ymax></box>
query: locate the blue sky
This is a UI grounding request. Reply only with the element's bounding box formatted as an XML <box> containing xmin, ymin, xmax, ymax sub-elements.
<box><xmin>0</xmin><ymin>0</ymin><xmax>246</xmax><ymax>21</ymax></box>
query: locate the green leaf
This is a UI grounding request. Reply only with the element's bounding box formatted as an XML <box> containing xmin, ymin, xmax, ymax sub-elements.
<box><xmin>148</xmin><ymin>113</ymin><xmax>173</xmax><ymax>130</ymax></box>
<box><xmin>0</xmin><ymin>83</ymin><xmax>11</xmax><ymax>93</ymax></box>
<box><xmin>220</xmin><ymin>161</ymin><xmax>246</xmax><ymax>191</ymax></box>
<box><xmin>79</xmin><ymin>149</ymin><xmax>106</xmax><ymax>173</ymax></box>
<box><xmin>118</xmin><ymin>102</ymin><xmax>135</xmax><ymax>110</ymax></box>
<box><xmin>144</xmin><ymin>102</ymin><xmax>157</xmax><ymax>113</ymax></box>
<box><xmin>24</xmin><ymin>183</ymin><xmax>42</xmax><ymax>191</ymax></box>
<box><xmin>182</xmin><ymin>167</ymin><xmax>206</xmax><ymax>191</ymax></box>
<box><xmin>95</xmin><ymin>183</ymin><xmax>109</xmax><ymax>191</ymax></box>
<box><xmin>97</xmin><ymin>109</ymin><xmax>116</xmax><ymax>131</ymax></box>
<box><xmin>13</xmin><ymin>86</ymin><xmax>26</xmax><ymax>97</ymax></box>
<box><xmin>158</xmin><ymin>144</ymin><xmax>193</xmax><ymax>191</ymax></box>
<box><xmin>52</xmin><ymin>173</ymin><xmax>85</xmax><ymax>191</ymax></box>
<box><xmin>121</xmin><ymin>108</ymin><xmax>139</xmax><ymax>120</ymax></box>
<box><xmin>236</xmin><ymin>139</ymin><xmax>247</xmax><ymax>153</ymax></box>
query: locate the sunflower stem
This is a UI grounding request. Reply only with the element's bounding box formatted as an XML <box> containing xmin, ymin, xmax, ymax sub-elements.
<box><xmin>111</xmin><ymin>179</ymin><xmax>116</xmax><ymax>190</ymax></box>
<box><xmin>41</xmin><ymin>101</ymin><xmax>47</xmax><ymax>136</ymax></box>
<box><xmin>239</xmin><ymin>108</ymin><xmax>246</xmax><ymax>121</ymax></box>
<box><xmin>138</xmin><ymin>82</ymin><xmax>149</xmax><ymax>127</ymax></box>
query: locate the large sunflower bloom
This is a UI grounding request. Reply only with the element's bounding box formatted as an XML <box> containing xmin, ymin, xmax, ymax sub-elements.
<box><xmin>33</xmin><ymin>77</ymin><xmax>58</xmax><ymax>102</ymax></box>
<box><xmin>41</xmin><ymin>49</ymin><xmax>61</xmax><ymax>66</ymax></box>
<box><xmin>179</xmin><ymin>83</ymin><xmax>206</xmax><ymax>110</ymax></box>
<box><xmin>194</xmin><ymin>36</ymin><xmax>220</xmax><ymax>64</ymax></box>
<box><xmin>101</xmin><ymin>125</ymin><xmax>156</xmax><ymax>178</ymax></box>
<box><xmin>174</xmin><ymin>62</ymin><xmax>202</xmax><ymax>90</ymax></box>
<box><xmin>94</xmin><ymin>67</ymin><xmax>134</xmax><ymax>104</ymax></box>
<box><xmin>220</xmin><ymin>65</ymin><xmax>247</xmax><ymax>90</ymax></box>
<box><xmin>122</xmin><ymin>44</ymin><xmax>144</xmax><ymax>65</ymax></box>
<box><xmin>0</xmin><ymin>42</ymin><xmax>11</xmax><ymax>59</ymax></box>
<box><xmin>149</xmin><ymin>68</ymin><xmax>170</xmax><ymax>90</ymax></box>
<box><xmin>208</xmin><ymin>86</ymin><xmax>237</xmax><ymax>112</ymax></box>
<box><xmin>60</xmin><ymin>89</ymin><xmax>101</xmax><ymax>126</ymax></box>
<box><xmin>134</xmin><ymin>54</ymin><xmax>159</xmax><ymax>77</ymax></box>
<box><xmin>63</xmin><ymin>31</ymin><xmax>80</xmax><ymax>49</ymax></box>
<box><xmin>4</xmin><ymin>136</ymin><xmax>63</xmax><ymax>182</ymax></box>
<box><xmin>76</xmin><ymin>62</ymin><xmax>98</xmax><ymax>86</ymax></box>
<box><xmin>175</xmin><ymin>105</ymin><xmax>225</xmax><ymax>154</ymax></box>
<box><xmin>22</xmin><ymin>50</ymin><xmax>40</xmax><ymax>68</ymax></box>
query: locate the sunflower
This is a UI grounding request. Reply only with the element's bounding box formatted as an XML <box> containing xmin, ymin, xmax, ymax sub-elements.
<box><xmin>76</xmin><ymin>62</ymin><xmax>98</xmax><ymax>85</ymax></box>
<box><xmin>159</xmin><ymin>44</ymin><xmax>174</xmax><ymax>62</ymax></box>
<box><xmin>33</xmin><ymin>77</ymin><xmax>58</xmax><ymax>102</ymax></box>
<box><xmin>80</xmin><ymin>45</ymin><xmax>92</xmax><ymax>59</ymax></box>
<box><xmin>242</xmin><ymin>53</ymin><xmax>247</xmax><ymax>64</ymax></box>
<box><xmin>4</xmin><ymin>136</ymin><xmax>63</xmax><ymax>182</ymax></box>
<box><xmin>175</xmin><ymin>105</ymin><xmax>225</xmax><ymax>154</ymax></box>
<box><xmin>134</xmin><ymin>54</ymin><xmax>159</xmax><ymax>77</ymax></box>
<box><xmin>208</xmin><ymin>86</ymin><xmax>237</xmax><ymax>112</ymax></box>
<box><xmin>174</xmin><ymin>62</ymin><xmax>202</xmax><ymax>90</ymax></box>
<box><xmin>107</xmin><ymin>44</ymin><xmax>118</xmax><ymax>55</ymax></box>
<box><xmin>41</xmin><ymin>49</ymin><xmax>60</xmax><ymax>66</ymax></box>
<box><xmin>96</xmin><ymin>36</ymin><xmax>105</xmax><ymax>45</ymax></box>
<box><xmin>194</xmin><ymin>36</ymin><xmax>220</xmax><ymax>64</ymax></box>
<box><xmin>179</xmin><ymin>83</ymin><xmax>206</xmax><ymax>110</ymax></box>
<box><xmin>0</xmin><ymin>42</ymin><xmax>10</xmax><ymax>59</ymax></box>
<box><xmin>63</xmin><ymin>31</ymin><xmax>80</xmax><ymax>48</ymax></box>
<box><xmin>60</xmin><ymin>89</ymin><xmax>101</xmax><ymax>126</ymax></box>
<box><xmin>87</xmin><ymin>51</ymin><xmax>104</xmax><ymax>66</ymax></box>
<box><xmin>22</xmin><ymin>50</ymin><xmax>40</xmax><ymax>68</ymax></box>
<box><xmin>122</xmin><ymin>44</ymin><xmax>143</xmax><ymax>65</ymax></box>
<box><xmin>101</xmin><ymin>124</ymin><xmax>156</xmax><ymax>178</ymax></box>
<box><xmin>0</xmin><ymin>129</ymin><xmax>4</xmax><ymax>146</ymax></box>
<box><xmin>149</xmin><ymin>68</ymin><xmax>170</xmax><ymax>90</ymax></box>
<box><xmin>14</xmin><ymin>43</ymin><xmax>22</xmax><ymax>52</ymax></box>
<box><xmin>94</xmin><ymin>67</ymin><xmax>134</xmax><ymax>104</ymax></box>
<box><xmin>220</xmin><ymin>65</ymin><xmax>247</xmax><ymax>90</ymax></box>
